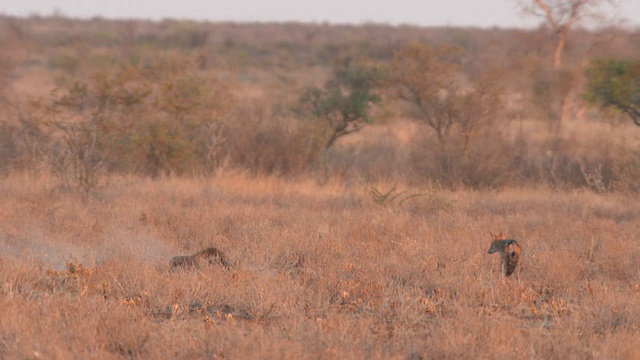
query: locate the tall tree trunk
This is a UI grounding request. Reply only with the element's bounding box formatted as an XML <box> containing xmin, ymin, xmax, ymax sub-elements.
<box><xmin>553</xmin><ymin>28</ymin><xmax>566</xmax><ymax>68</ymax></box>
<box><xmin>554</xmin><ymin>27</ymin><xmax>569</xmax><ymax>130</ymax></box>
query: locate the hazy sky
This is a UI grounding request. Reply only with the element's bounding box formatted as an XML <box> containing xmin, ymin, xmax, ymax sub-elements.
<box><xmin>1</xmin><ymin>0</ymin><xmax>639</xmax><ymax>29</ymax></box>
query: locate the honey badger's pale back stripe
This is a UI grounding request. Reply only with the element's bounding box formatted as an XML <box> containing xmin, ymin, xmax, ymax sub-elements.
<box><xmin>194</xmin><ymin>247</ymin><xmax>232</xmax><ymax>269</ymax></box>
<box><xmin>169</xmin><ymin>247</ymin><xmax>231</xmax><ymax>270</ymax></box>
<box><xmin>169</xmin><ymin>255</ymin><xmax>198</xmax><ymax>269</ymax></box>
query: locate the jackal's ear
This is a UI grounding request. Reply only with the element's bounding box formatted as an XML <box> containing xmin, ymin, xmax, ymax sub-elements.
<box><xmin>498</xmin><ymin>232</ymin><xmax>506</xmax><ymax>239</ymax></box>
<box><xmin>489</xmin><ymin>231</ymin><xmax>500</xmax><ymax>240</ymax></box>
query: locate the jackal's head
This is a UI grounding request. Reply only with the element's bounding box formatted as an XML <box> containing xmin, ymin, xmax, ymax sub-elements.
<box><xmin>487</xmin><ymin>231</ymin><xmax>506</xmax><ymax>254</ymax></box>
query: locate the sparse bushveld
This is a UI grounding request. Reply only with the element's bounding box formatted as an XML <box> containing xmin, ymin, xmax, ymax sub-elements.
<box><xmin>0</xmin><ymin>15</ymin><xmax>639</xmax><ymax>359</ymax></box>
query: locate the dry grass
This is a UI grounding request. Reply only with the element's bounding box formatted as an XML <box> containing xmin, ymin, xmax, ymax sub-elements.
<box><xmin>2</xmin><ymin>17</ymin><xmax>639</xmax><ymax>358</ymax></box>
<box><xmin>1</xmin><ymin>173</ymin><xmax>639</xmax><ymax>359</ymax></box>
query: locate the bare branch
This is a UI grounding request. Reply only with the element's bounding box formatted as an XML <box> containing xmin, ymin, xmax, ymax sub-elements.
<box><xmin>534</xmin><ymin>0</ymin><xmax>561</xmax><ymax>28</ymax></box>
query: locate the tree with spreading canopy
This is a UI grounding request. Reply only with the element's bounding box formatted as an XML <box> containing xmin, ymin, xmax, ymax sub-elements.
<box><xmin>385</xmin><ymin>43</ymin><xmax>502</xmax><ymax>149</ymax></box>
<box><xmin>584</xmin><ymin>59</ymin><xmax>640</xmax><ymax>126</ymax></box>
<box><xmin>517</xmin><ymin>0</ymin><xmax>620</xmax><ymax>130</ymax></box>
<box><xmin>518</xmin><ymin>0</ymin><xmax>620</xmax><ymax>67</ymax></box>
<box><xmin>294</xmin><ymin>59</ymin><xmax>381</xmax><ymax>149</ymax></box>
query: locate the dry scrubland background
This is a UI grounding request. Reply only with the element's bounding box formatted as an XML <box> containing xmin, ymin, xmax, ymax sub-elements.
<box><xmin>0</xmin><ymin>16</ymin><xmax>639</xmax><ymax>359</ymax></box>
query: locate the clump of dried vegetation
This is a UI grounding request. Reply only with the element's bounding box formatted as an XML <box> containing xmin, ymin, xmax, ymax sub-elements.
<box><xmin>0</xmin><ymin>15</ymin><xmax>639</xmax><ymax>358</ymax></box>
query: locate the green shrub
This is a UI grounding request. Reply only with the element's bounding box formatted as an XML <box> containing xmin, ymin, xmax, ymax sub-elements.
<box><xmin>584</xmin><ymin>58</ymin><xmax>640</xmax><ymax>126</ymax></box>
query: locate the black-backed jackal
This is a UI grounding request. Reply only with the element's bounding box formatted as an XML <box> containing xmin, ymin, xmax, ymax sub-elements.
<box><xmin>487</xmin><ymin>232</ymin><xmax>521</xmax><ymax>276</ymax></box>
<box><xmin>169</xmin><ymin>247</ymin><xmax>232</xmax><ymax>271</ymax></box>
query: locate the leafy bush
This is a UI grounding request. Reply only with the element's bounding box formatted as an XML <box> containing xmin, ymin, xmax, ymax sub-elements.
<box><xmin>294</xmin><ymin>59</ymin><xmax>381</xmax><ymax>148</ymax></box>
<box><xmin>584</xmin><ymin>58</ymin><xmax>640</xmax><ymax>126</ymax></box>
<box><xmin>222</xmin><ymin>104</ymin><xmax>324</xmax><ymax>177</ymax></box>
<box><xmin>409</xmin><ymin>129</ymin><xmax>515</xmax><ymax>189</ymax></box>
<box><xmin>387</xmin><ymin>43</ymin><xmax>504</xmax><ymax>147</ymax></box>
<box><xmin>44</xmin><ymin>69</ymin><xmax>151</xmax><ymax>193</ymax></box>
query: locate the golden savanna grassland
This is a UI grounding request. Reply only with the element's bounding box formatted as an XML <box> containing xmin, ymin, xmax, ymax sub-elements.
<box><xmin>1</xmin><ymin>174</ymin><xmax>639</xmax><ymax>359</ymax></box>
<box><xmin>0</xmin><ymin>15</ymin><xmax>639</xmax><ymax>359</ymax></box>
